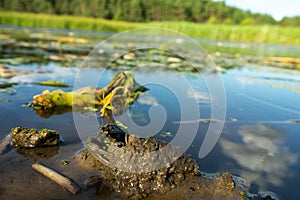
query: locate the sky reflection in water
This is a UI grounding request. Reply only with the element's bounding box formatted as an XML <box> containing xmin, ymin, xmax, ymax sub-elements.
<box><xmin>1</xmin><ymin>59</ymin><xmax>300</xmax><ymax>199</ymax></box>
<box><xmin>197</xmin><ymin>65</ymin><xmax>300</xmax><ymax>199</ymax></box>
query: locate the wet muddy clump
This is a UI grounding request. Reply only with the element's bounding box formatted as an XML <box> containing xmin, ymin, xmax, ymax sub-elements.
<box><xmin>30</xmin><ymin>71</ymin><xmax>147</xmax><ymax>117</ymax></box>
<box><xmin>80</xmin><ymin>124</ymin><xmax>244</xmax><ymax>199</ymax></box>
<box><xmin>11</xmin><ymin>127</ymin><xmax>60</xmax><ymax>148</ymax></box>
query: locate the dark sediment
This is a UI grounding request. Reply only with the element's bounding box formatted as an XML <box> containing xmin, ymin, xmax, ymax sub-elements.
<box><xmin>79</xmin><ymin>124</ymin><xmax>245</xmax><ymax>199</ymax></box>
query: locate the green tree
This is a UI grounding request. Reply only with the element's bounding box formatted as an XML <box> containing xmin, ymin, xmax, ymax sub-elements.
<box><xmin>127</xmin><ymin>0</ymin><xmax>144</xmax><ymax>22</ymax></box>
<box><xmin>241</xmin><ymin>18</ymin><xmax>254</xmax><ymax>25</ymax></box>
<box><xmin>223</xmin><ymin>18</ymin><xmax>234</xmax><ymax>25</ymax></box>
<box><xmin>280</xmin><ymin>16</ymin><xmax>300</xmax><ymax>26</ymax></box>
<box><xmin>0</xmin><ymin>0</ymin><xmax>280</xmax><ymax>26</ymax></box>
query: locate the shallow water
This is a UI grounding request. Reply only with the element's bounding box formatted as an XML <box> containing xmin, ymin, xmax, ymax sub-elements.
<box><xmin>1</xmin><ymin>26</ymin><xmax>300</xmax><ymax>199</ymax></box>
<box><xmin>198</xmin><ymin>65</ymin><xmax>300</xmax><ymax>199</ymax></box>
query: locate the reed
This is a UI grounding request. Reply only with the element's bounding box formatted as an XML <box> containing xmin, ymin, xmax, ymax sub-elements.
<box><xmin>0</xmin><ymin>12</ymin><xmax>141</xmax><ymax>32</ymax></box>
<box><xmin>151</xmin><ymin>21</ymin><xmax>300</xmax><ymax>45</ymax></box>
<box><xmin>1</xmin><ymin>12</ymin><xmax>299</xmax><ymax>45</ymax></box>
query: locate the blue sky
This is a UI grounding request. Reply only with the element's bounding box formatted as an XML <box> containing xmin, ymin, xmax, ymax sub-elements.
<box><xmin>225</xmin><ymin>0</ymin><xmax>300</xmax><ymax>21</ymax></box>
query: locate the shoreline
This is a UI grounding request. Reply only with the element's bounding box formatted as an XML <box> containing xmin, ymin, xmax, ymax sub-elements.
<box><xmin>1</xmin><ymin>11</ymin><xmax>300</xmax><ymax>46</ymax></box>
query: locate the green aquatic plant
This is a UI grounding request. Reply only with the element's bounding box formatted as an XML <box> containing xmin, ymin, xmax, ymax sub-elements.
<box><xmin>0</xmin><ymin>82</ymin><xmax>17</xmax><ymax>89</ymax></box>
<box><xmin>31</xmin><ymin>71</ymin><xmax>147</xmax><ymax>116</ymax></box>
<box><xmin>0</xmin><ymin>57</ymin><xmax>29</xmax><ymax>65</ymax></box>
<box><xmin>36</xmin><ymin>80</ymin><xmax>71</xmax><ymax>87</ymax></box>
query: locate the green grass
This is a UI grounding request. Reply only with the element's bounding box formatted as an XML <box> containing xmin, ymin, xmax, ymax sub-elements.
<box><xmin>1</xmin><ymin>11</ymin><xmax>300</xmax><ymax>46</ymax></box>
<box><xmin>150</xmin><ymin>21</ymin><xmax>300</xmax><ymax>45</ymax></box>
<box><xmin>0</xmin><ymin>11</ymin><xmax>141</xmax><ymax>32</ymax></box>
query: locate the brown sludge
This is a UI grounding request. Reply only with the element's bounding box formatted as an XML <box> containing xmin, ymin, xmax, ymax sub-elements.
<box><xmin>79</xmin><ymin>124</ymin><xmax>245</xmax><ymax>199</ymax></box>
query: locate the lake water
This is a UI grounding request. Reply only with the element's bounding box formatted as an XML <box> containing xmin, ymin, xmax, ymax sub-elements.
<box><xmin>0</xmin><ymin>26</ymin><xmax>300</xmax><ymax>199</ymax></box>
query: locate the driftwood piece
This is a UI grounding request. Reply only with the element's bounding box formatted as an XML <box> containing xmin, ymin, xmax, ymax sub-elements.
<box><xmin>0</xmin><ymin>133</ymin><xmax>11</xmax><ymax>155</ymax></box>
<box><xmin>32</xmin><ymin>163</ymin><xmax>81</xmax><ymax>195</ymax></box>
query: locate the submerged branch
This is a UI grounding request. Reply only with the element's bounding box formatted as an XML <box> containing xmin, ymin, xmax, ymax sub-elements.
<box><xmin>32</xmin><ymin>163</ymin><xmax>81</xmax><ymax>195</ymax></box>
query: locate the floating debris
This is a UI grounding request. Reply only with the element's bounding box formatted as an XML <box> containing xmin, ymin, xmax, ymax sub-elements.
<box><xmin>1</xmin><ymin>88</ymin><xmax>16</xmax><ymax>95</ymax></box>
<box><xmin>31</xmin><ymin>71</ymin><xmax>147</xmax><ymax>117</ymax></box>
<box><xmin>231</xmin><ymin>118</ymin><xmax>238</xmax><ymax>122</ymax></box>
<box><xmin>123</xmin><ymin>52</ymin><xmax>135</xmax><ymax>60</ymax></box>
<box><xmin>47</xmin><ymin>54</ymin><xmax>86</xmax><ymax>62</ymax></box>
<box><xmin>214</xmin><ymin>65</ymin><xmax>226</xmax><ymax>73</ymax></box>
<box><xmin>0</xmin><ymin>99</ymin><xmax>11</xmax><ymax>103</ymax></box>
<box><xmin>32</xmin><ymin>88</ymin><xmax>93</xmax><ymax>109</ymax></box>
<box><xmin>267</xmin><ymin>56</ymin><xmax>300</xmax><ymax>65</ymax></box>
<box><xmin>0</xmin><ymin>57</ymin><xmax>29</xmax><ymax>65</ymax></box>
<box><xmin>0</xmin><ymin>64</ymin><xmax>29</xmax><ymax>78</ymax></box>
<box><xmin>160</xmin><ymin>131</ymin><xmax>173</xmax><ymax>138</ymax></box>
<box><xmin>288</xmin><ymin>119</ymin><xmax>300</xmax><ymax>124</ymax></box>
<box><xmin>36</xmin><ymin>80</ymin><xmax>70</xmax><ymax>87</ymax></box>
<box><xmin>0</xmin><ymin>34</ymin><xmax>10</xmax><ymax>40</ymax></box>
<box><xmin>0</xmin><ymin>65</ymin><xmax>14</xmax><ymax>78</ymax></box>
<box><xmin>56</xmin><ymin>37</ymin><xmax>89</xmax><ymax>47</ymax></box>
<box><xmin>167</xmin><ymin>56</ymin><xmax>182</xmax><ymax>63</ymax></box>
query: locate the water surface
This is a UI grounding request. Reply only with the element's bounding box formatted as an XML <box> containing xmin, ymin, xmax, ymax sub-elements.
<box><xmin>1</xmin><ymin>26</ymin><xmax>300</xmax><ymax>199</ymax></box>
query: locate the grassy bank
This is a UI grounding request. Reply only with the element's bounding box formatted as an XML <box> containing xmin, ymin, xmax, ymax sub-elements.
<box><xmin>153</xmin><ymin>21</ymin><xmax>300</xmax><ymax>45</ymax></box>
<box><xmin>1</xmin><ymin>11</ymin><xmax>300</xmax><ymax>45</ymax></box>
<box><xmin>0</xmin><ymin>12</ymin><xmax>141</xmax><ymax>32</ymax></box>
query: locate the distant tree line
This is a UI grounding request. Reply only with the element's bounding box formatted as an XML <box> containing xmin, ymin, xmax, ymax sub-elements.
<box><xmin>0</xmin><ymin>0</ymin><xmax>299</xmax><ymax>26</ymax></box>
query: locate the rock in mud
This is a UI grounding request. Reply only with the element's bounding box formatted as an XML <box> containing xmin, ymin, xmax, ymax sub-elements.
<box><xmin>11</xmin><ymin>127</ymin><xmax>60</xmax><ymax>148</ymax></box>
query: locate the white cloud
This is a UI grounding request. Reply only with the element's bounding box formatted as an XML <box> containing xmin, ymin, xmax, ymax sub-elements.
<box><xmin>137</xmin><ymin>95</ymin><xmax>158</xmax><ymax>106</ymax></box>
<box><xmin>187</xmin><ymin>88</ymin><xmax>210</xmax><ymax>103</ymax></box>
<box><xmin>220</xmin><ymin>124</ymin><xmax>298</xmax><ymax>190</ymax></box>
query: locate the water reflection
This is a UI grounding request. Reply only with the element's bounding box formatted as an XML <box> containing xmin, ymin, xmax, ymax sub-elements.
<box><xmin>220</xmin><ymin>124</ymin><xmax>298</xmax><ymax>190</ymax></box>
<box><xmin>137</xmin><ymin>95</ymin><xmax>158</xmax><ymax>106</ymax></box>
<box><xmin>16</xmin><ymin>146</ymin><xmax>59</xmax><ymax>161</ymax></box>
<box><xmin>187</xmin><ymin>88</ymin><xmax>210</xmax><ymax>103</ymax></box>
<box><xmin>32</xmin><ymin>106</ymin><xmax>73</xmax><ymax>118</ymax></box>
<box><xmin>233</xmin><ymin>66</ymin><xmax>300</xmax><ymax>93</ymax></box>
<box><xmin>2</xmin><ymin>26</ymin><xmax>300</xmax><ymax>199</ymax></box>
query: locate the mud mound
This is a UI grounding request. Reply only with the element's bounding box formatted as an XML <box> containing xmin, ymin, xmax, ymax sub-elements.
<box><xmin>80</xmin><ymin>124</ymin><xmax>244</xmax><ymax>199</ymax></box>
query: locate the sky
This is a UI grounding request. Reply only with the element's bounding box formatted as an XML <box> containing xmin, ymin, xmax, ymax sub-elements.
<box><xmin>225</xmin><ymin>0</ymin><xmax>300</xmax><ymax>21</ymax></box>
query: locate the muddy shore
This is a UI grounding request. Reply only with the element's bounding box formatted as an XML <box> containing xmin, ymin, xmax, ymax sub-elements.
<box><xmin>0</xmin><ymin>125</ymin><xmax>276</xmax><ymax>200</ymax></box>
